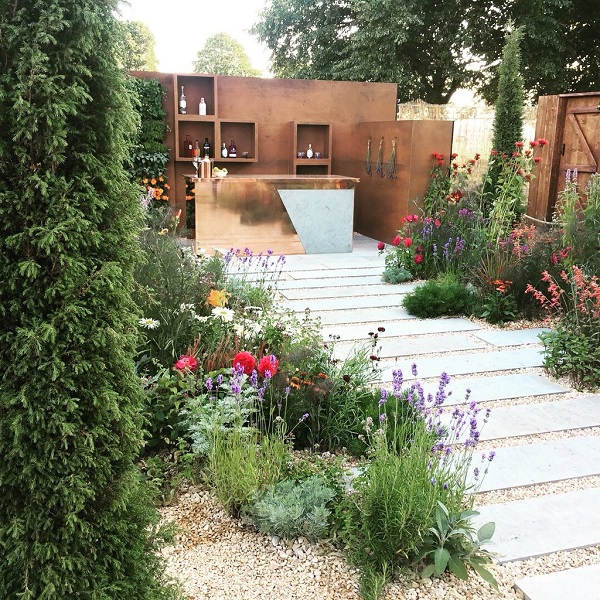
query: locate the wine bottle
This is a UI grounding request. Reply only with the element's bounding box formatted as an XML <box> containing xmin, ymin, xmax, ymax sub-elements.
<box><xmin>228</xmin><ymin>139</ymin><xmax>237</xmax><ymax>158</ymax></box>
<box><xmin>306</xmin><ymin>143</ymin><xmax>314</xmax><ymax>159</ymax></box>
<box><xmin>182</xmin><ymin>134</ymin><xmax>193</xmax><ymax>158</ymax></box>
<box><xmin>203</xmin><ymin>137</ymin><xmax>211</xmax><ymax>158</ymax></box>
<box><xmin>179</xmin><ymin>86</ymin><xmax>187</xmax><ymax>115</ymax></box>
<box><xmin>199</xmin><ymin>97</ymin><xmax>207</xmax><ymax>115</ymax></box>
<box><xmin>221</xmin><ymin>142</ymin><xmax>228</xmax><ymax>158</ymax></box>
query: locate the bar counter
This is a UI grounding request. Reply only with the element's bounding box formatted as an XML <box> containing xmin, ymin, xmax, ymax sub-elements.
<box><xmin>193</xmin><ymin>174</ymin><xmax>359</xmax><ymax>255</ymax></box>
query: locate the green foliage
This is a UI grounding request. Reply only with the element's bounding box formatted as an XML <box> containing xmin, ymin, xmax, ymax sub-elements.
<box><xmin>242</xmin><ymin>475</ymin><xmax>336</xmax><ymax>540</ymax></box>
<box><xmin>414</xmin><ymin>501</ymin><xmax>498</xmax><ymax>589</ymax></box>
<box><xmin>194</xmin><ymin>32</ymin><xmax>261</xmax><ymax>76</ymax></box>
<box><xmin>382</xmin><ymin>261</ymin><xmax>413</xmax><ymax>283</ymax></box>
<box><xmin>115</xmin><ymin>20</ymin><xmax>158</xmax><ymax>71</ymax></box>
<box><xmin>484</xmin><ymin>27</ymin><xmax>524</xmax><ymax>211</ymax></box>
<box><xmin>402</xmin><ymin>275</ymin><xmax>476</xmax><ymax>318</ymax></box>
<box><xmin>0</xmin><ymin>1</ymin><xmax>174</xmax><ymax>597</ymax></box>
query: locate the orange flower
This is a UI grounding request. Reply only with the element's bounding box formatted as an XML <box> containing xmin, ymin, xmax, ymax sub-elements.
<box><xmin>150</xmin><ymin>178</ymin><xmax>157</xmax><ymax>185</ymax></box>
<box><xmin>207</xmin><ymin>288</ymin><xmax>229</xmax><ymax>307</ymax></box>
<box><xmin>491</xmin><ymin>279</ymin><xmax>512</xmax><ymax>294</ymax></box>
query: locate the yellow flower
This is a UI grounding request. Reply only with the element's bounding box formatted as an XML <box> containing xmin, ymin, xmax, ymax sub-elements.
<box><xmin>207</xmin><ymin>288</ymin><xmax>230</xmax><ymax>307</ymax></box>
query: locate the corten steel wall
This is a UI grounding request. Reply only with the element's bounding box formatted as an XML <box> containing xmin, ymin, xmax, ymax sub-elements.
<box><xmin>131</xmin><ymin>72</ymin><xmax>454</xmax><ymax>239</ymax></box>
<box><xmin>528</xmin><ymin>92</ymin><xmax>600</xmax><ymax>221</ymax></box>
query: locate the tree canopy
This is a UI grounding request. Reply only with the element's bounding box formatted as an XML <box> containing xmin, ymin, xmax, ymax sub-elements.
<box><xmin>115</xmin><ymin>20</ymin><xmax>158</xmax><ymax>71</ymax></box>
<box><xmin>194</xmin><ymin>32</ymin><xmax>261</xmax><ymax>76</ymax></box>
<box><xmin>252</xmin><ymin>0</ymin><xmax>600</xmax><ymax>104</ymax></box>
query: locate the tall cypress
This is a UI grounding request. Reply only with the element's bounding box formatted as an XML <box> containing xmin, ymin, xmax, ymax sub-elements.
<box><xmin>483</xmin><ymin>27</ymin><xmax>525</xmax><ymax>212</ymax></box>
<box><xmin>0</xmin><ymin>2</ymin><xmax>174</xmax><ymax>598</ymax></box>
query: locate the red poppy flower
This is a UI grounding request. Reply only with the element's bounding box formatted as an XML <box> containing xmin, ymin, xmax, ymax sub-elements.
<box><xmin>232</xmin><ymin>351</ymin><xmax>256</xmax><ymax>375</ymax></box>
<box><xmin>414</xmin><ymin>254</ymin><xmax>423</xmax><ymax>264</ymax></box>
<box><xmin>257</xmin><ymin>355</ymin><xmax>279</xmax><ymax>378</ymax></box>
<box><xmin>174</xmin><ymin>355</ymin><xmax>198</xmax><ymax>372</ymax></box>
<box><xmin>392</xmin><ymin>236</ymin><xmax>401</xmax><ymax>246</ymax></box>
<box><xmin>534</xmin><ymin>157</ymin><xmax>541</xmax><ymax>164</ymax></box>
<box><xmin>537</xmin><ymin>138</ymin><xmax>549</xmax><ymax>146</ymax></box>
<box><xmin>403</xmin><ymin>237</ymin><xmax>413</xmax><ymax>248</ymax></box>
<box><xmin>377</xmin><ymin>241</ymin><xmax>385</xmax><ymax>250</ymax></box>
<box><xmin>515</xmin><ymin>141</ymin><xmax>524</xmax><ymax>148</ymax></box>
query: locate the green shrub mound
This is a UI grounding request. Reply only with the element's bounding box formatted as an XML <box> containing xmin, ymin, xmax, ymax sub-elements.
<box><xmin>402</xmin><ymin>276</ymin><xmax>476</xmax><ymax>318</ymax></box>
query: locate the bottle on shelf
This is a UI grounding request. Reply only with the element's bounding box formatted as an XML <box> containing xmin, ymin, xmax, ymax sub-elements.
<box><xmin>228</xmin><ymin>139</ymin><xmax>237</xmax><ymax>158</ymax></box>
<box><xmin>182</xmin><ymin>134</ymin><xmax>193</xmax><ymax>158</ymax></box>
<box><xmin>199</xmin><ymin>97</ymin><xmax>207</xmax><ymax>116</ymax></box>
<box><xmin>203</xmin><ymin>137</ymin><xmax>211</xmax><ymax>158</ymax></box>
<box><xmin>306</xmin><ymin>143</ymin><xmax>314</xmax><ymax>159</ymax></box>
<box><xmin>194</xmin><ymin>140</ymin><xmax>200</xmax><ymax>157</ymax></box>
<box><xmin>179</xmin><ymin>86</ymin><xmax>187</xmax><ymax>115</ymax></box>
<box><xmin>221</xmin><ymin>142</ymin><xmax>228</xmax><ymax>158</ymax></box>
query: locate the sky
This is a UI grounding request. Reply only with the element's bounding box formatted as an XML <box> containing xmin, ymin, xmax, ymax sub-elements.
<box><xmin>117</xmin><ymin>0</ymin><xmax>272</xmax><ymax>75</ymax></box>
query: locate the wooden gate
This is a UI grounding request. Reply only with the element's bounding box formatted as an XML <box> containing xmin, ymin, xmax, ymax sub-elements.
<box><xmin>528</xmin><ymin>92</ymin><xmax>600</xmax><ymax>221</ymax></box>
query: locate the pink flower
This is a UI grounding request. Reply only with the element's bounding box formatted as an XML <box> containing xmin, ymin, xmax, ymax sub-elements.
<box><xmin>414</xmin><ymin>254</ymin><xmax>423</xmax><ymax>264</ymax></box>
<box><xmin>434</xmin><ymin>218</ymin><xmax>441</xmax><ymax>227</ymax></box>
<box><xmin>403</xmin><ymin>237</ymin><xmax>412</xmax><ymax>248</ymax></box>
<box><xmin>232</xmin><ymin>351</ymin><xmax>256</xmax><ymax>375</ymax></box>
<box><xmin>257</xmin><ymin>355</ymin><xmax>279</xmax><ymax>378</ymax></box>
<box><xmin>174</xmin><ymin>355</ymin><xmax>198</xmax><ymax>372</ymax></box>
<box><xmin>392</xmin><ymin>236</ymin><xmax>401</xmax><ymax>246</ymax></box>
<box><xmin>377</xmin><ymin>241</ymin><xmax>385</xmax><ymax>251</ymax></box>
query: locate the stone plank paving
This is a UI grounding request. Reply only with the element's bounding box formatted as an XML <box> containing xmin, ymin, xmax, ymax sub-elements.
<box><xmin>277</xmin><ymin>236</ymin><xmax>600</xmax><ymax>598</ymax></box>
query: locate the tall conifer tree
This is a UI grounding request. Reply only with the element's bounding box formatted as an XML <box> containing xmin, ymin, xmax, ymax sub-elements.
<box><xmin>0</xmin><ymin>2</ymin><xmax>174</xmax><ymax>597</ymax></box>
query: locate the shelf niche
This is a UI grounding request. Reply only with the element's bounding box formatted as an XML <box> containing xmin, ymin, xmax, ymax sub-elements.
<box><xmin>175</xmin><ymin>74</ymin><xmax>216</xmax><ymax>117</ymax></box>
<box><xmin>290</xmin><ymin>122</ymin><xmax>332</xmax><ymax>174</ymax></box>
<box><xmin>176</xmin><ymin>121</ymin><xmax>216</xmax><ymax>161</ymax></box>
<box><xmin>217</xmin><ymin>120</ymin><xmax>258</xmax><ymax>162</ymax></box>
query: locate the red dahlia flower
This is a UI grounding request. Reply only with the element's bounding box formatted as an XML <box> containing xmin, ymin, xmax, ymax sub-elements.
<box><xmin>174</xmin><ymin>355</ymin><xmax>198</xmax><ymax>371</ymax></box>
<box><xmin>258</xmin><ymin>355</ymin><xmax>279</xmax><ymax>378</ymax></box>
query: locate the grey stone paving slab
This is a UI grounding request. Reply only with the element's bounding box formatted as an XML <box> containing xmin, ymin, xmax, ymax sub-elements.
<box><xmin>515</xmin><ymin>564</ymin><xmax>600</xmax><ymax>600</ymax></box>
<box><xmin>281</xmin><ymin>295</ymin><xmax>404</xmax><ymax>312</ymax></box>
<box><xmin>472</xmin><ymin>328</ymin><xmax>552</xmax><ymax>347</ymax></box>
<box><xmin>311</xmin><ymin>306</ymin><xmax>416</xmax><ymax>325</ymax></box>
<box><xmin>334</xmin><ymin>334</ymin><xmax>487</xmax><ymax>360</ymax></box>
<box><xmin>322</xmin><ymin>317</ymin><xmax>481</xmax><ymax>341</ymax></box>
<box><xmin>284</xmin><ymin>267</ymin><xmax>384</xmax><ymax>280</ymax></box>
<box><xmin>441</xmin><ymin>373</ymin><xmax>569</xmax><ymax>405</ymax></box>
<box><xmin>277</xmin><ymin>275</ymin><xmax>384</xmax><ymax>289</ymax></box>
<box><xmin>474</xmin><ymin>487</ymin><xmax>600</xmax><ymax>563</ymax></box>
<box><xmin>468</xmin><ymin>436</ymin><xmax>600</xmax><ymax>492</ymax></box>
<box><xmin>278</xmin><ymin>283</ymin><xmax>415</xmax><ymax>300</ymax></box>
<box><xmin>282</xmin><ymin>254</ymin><xmax>384</xmax><ymax>270</ymax></box>
<box><xmin>463</xmin><ymin>396</ymin><xmax>600</xmax><ymax>442</ymax></box>
<box><xmin>379</xmin><ymin>347</ymin><xmax>544</xmax><ymax>382</ymax></box>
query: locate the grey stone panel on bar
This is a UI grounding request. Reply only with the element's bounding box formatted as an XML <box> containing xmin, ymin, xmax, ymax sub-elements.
<box><xmin>467</xmin><ymin>436</ymin><xmax>600</xmax><ymax>492</ymax></box>
<box><xmin>472</xmin><ymin>328</ymin><xmax>552</xmax><ymax>347</ymax></box>
<box><xmin>379</xmin><ymin>347</ymin><xmax>545</xmax><ymax>381</ymax></box>
<box><xmin>515</xmin><ymin>564</ymin><xmax>600</xmax><ymax>600</ymax></box>
<box><xmin>473</xmin><ymin>488</ymin><xmax>600</xmax><ymax>562</ymax></box>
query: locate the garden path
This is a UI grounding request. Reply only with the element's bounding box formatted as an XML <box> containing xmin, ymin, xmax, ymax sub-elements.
<box><xmin>276</xmin><ymin>233</ymin><xmax>600</xmax><ymax>600</ymax></box>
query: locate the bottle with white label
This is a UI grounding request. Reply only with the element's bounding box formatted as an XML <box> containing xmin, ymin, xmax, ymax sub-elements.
<box><xmin>221</xmin><ymin>142</ymin><xmax>228</xmax><ymax>158</ymax></box>
<box><xmin>228</xmin><ymin>139</ymin><xmax>237</xmax><ymax>158</ymax></box>
<box><xmin>199</xmin><ymin>97</ymin><xmax>207</xmax><ymax>115</ymax></box>
<box><xmin>306</xmin><ymin>143</ymin><xmax>314</xmax><ymax>159</ymax></box>
<box><xmin>179</xmin><ymin>86</ymin><xmax>186</xmax><ymax>114</ymax></box>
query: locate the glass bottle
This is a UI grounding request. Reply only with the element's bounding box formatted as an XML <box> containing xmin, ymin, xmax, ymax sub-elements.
<box><xmin>194</xmin><ymin>140</ymin><xmax>200</xmax><ymax>157</ymax></box>
<box><xmin>306</xmin><ymin>143</ymin><xmax>314</xmax><ymax>159</ymax></box>
<box><xmin>179</xmin><ymin>86</ymin><xmax>187</xmax><ymax>115</ymax></box>
<box><xmin>199</xmin><ymin>97</ymin><xmax>207</xmax><ymax>115</ymax></box>
<box><xmin>203</xmin><ymin>137</ymin><xmax>211</xmax><ymax>158</ymax></box>
<box><xmin>228</xmin><ymin>139</ymin><xmax>237</xmax><ymax>158</ymax></box>
<box><xmin>221</xmin><ymin>142</ymin><xmax>228</xmax><ymax>158</ymax></box>
<box><xmin>182</xmin><ymin>134</ymin><xmax>193</xmax><ymax>157</ymax></box>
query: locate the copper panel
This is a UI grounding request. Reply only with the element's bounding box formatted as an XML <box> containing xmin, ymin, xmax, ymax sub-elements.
<box><xmin>193</xmin><ymin>175</ymin><xmax>358</xmax><ymax>255</ymax></box>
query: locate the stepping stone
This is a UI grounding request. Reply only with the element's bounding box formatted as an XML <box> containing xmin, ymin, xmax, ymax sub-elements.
<box><xmin>281</xmin><ymin>294</ymin><xmax>403</xmax><ymax>312</ymax></box>
<box><xmin>278</xmin><ymin>283</ymin><xmax>414</xmax><ymax>300</ymax></box>
<box><xmin>472</xmin><ymin>328</ymin><xmax>551</xmax><ymax>347</ymax></box>
<box><xmin>473</xmin><ymin>488</ymin><xmax>600</xmax><ymax>563</ymax></box>
<box><xmin>283</xmin><ymin>267</ymin><xmax>384</xmax><ymax>280</ymax></box>
<box><xmin>322</xmin><ymin>317</ymin><xmax>481</xmax><ymax>341</ymax></box>
<box><xmin>282</xmin><ymin>254</ymin><xmax>384</xmax><ymax>270</ymax></box>
<box><xmin>515</xmin><ymin>564</ymin><xmax>600</xmax><ymax>600</ymax></box>
<box><xmin>468</xmin><ymin>436</ymin><xmax>600</xmax><ymax>492</ymax></box>
<box><xmin>333</xmin><ymin>333</ymin><xmax>487</xmax><ymax>360</ymax></box>
<box><xmin>277</xmin><ymin>275</ymin><xmax>384</xmax><ymax>289</ymax></box>
<box><xmin>441</xmin><ymin>373</ymin><xmax>569</xmax><ymax>405</ymax></box>
<box><xmin>466</xmin><ymin>396</ymin><xmax>600</xmax><ymax>442</ymax></box>
<box><xmin>379</xmin><ymin>347</ymin><xmax>544</xmax><ymax>381</ymax></box>
<box><xmin>312</xmin><ymin>306</ymin><xmax>416</xmax><ymax>325</ymax></box>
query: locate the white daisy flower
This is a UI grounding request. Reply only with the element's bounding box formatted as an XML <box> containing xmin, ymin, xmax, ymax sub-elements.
<box><xmin>138</xmin><ymin>318</ymin><xmax>160</xmax><ymax>329</ymax></box>
<box><xmin>211</xmin><ymin>306</ymin><xmax>235</xmax><ymax>322</ymax></box>
<box><xmin>179</xmin><ymin>303</ymin><xmax>196</xmax><ymax>312</ymax></box>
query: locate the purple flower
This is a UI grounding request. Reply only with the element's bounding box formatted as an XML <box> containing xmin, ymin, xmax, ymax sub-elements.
<box><xmin>378</xmin><ymin>389</ymin><xmax>388</xmax><ymax>407</ymax></box>
<box><xmin>379</xmin><ymin>413</ymin><xmax>386</xmax><ymax>423</ymax></box>
<box><xmin>411</xmin><ymin>363</ymin><xmax>418</xmax><ymax>377</ymax></box>
<box><xmin>205</xmin><ymin>378</ymin><xmax>213</xmax><ymax>391</ymax></box>
<box><xmin>216</xmin><ymin>374</ymin><xmax>224</xmax><ymax>385</ymax></box>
